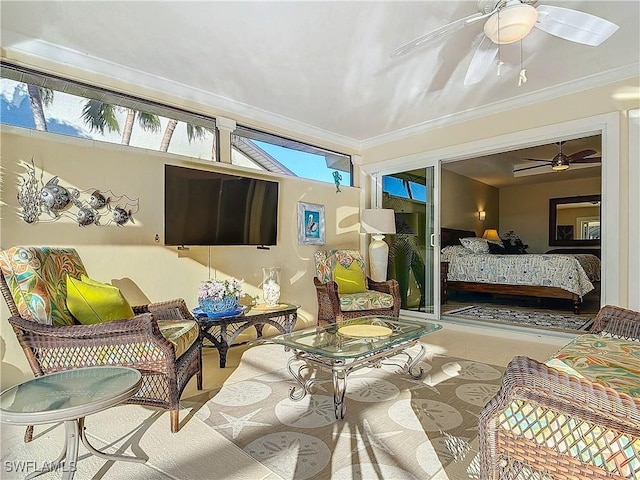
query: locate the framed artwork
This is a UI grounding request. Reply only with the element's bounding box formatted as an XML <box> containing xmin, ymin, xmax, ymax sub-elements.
<box><xmin>297</xmin><ymin>202</ymin><xmax>325</xmax><ymax>245</ymax></box>
<box><xmin>556</xmin><ymin>225</ymin><xmax>574</xmax><ymax>241</ymax></box>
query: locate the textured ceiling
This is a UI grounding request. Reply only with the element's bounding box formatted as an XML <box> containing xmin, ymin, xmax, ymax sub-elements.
<box><xmin>1</xmin><ymin>1</ymin><xmax>638</xmax><ymax>148</ymax></box>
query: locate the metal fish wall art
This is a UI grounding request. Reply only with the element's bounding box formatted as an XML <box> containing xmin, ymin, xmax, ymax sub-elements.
<box><xmin>15</xmin><ymin>161</ymin><xmax>139</xmax><ymax>227</ymax></box>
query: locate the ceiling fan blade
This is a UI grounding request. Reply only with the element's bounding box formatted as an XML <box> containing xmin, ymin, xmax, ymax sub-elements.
<box><xmin>522</xmin><ymin>158</ymin><xmax>553</xmax><ymax>163</ymax></box>
<box><xmin>535</xmin><ymin>5</ymin><xmax>619</xmax><ymax>46</ymax></box>
<box><xmin>463</xmin><ymin>36</ymin><xmax>499</xmax><ymax>86</ymax></box>
<box><xmin>514</xmin><ymin>163</ymin><xmax>550</xmax><ymax>173</ymax></box>
<box><xmin>571</xmin><ymin>157</ymin><xmax>602</xmax><ymax>164</ymax></box>
<box><xmin>567</xmin><ymin>149</ymin><xmax>598</xmax><ymax>161</ymax></box>
<box><xmin>391</xmin><ymin>10</ymin><xmax>491</xmax><ymax>58</ymax></box>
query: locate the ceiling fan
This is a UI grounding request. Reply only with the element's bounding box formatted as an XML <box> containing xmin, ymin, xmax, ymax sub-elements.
<box><xmin>514</xmin><ymin>141</ymin><xmax>601</xmax><ymax>172</ymax></box>
<box><xmin>391</xmin><ymin>0</ymin><xmax>619</xmax><ymax>85</ymax></box>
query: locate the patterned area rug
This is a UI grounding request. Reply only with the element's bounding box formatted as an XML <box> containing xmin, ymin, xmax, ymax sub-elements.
<box><xmin>193</xmin><ymin>344</ymin><xmax>504</xmax><ymax>480</ymax></box>
<box><xmin>446</xmin><ymin>305</ymin><xmax>594</xmax><ymax>331</ymax></box>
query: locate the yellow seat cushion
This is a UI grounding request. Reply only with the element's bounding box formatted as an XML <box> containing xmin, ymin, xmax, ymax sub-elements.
<box><xmin>333</xmin><ymin>262</ymin><xmax>366</xmax><ymax>294</ymax></box>
<box><xmin>157</xmin><ymin>320</ymin><xmax>200</xmax><ymax>358</ymax></box>
<box><xmin>66</xmin><ymin>275</ymin><xmax>135</xmax><ymax>325</ymax></box>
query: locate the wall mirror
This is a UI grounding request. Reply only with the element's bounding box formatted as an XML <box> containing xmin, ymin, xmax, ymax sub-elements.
<box><xmin>549</xmin><ymin>194</ymin><xmax>601</xmax><ymax>246</ymax></box>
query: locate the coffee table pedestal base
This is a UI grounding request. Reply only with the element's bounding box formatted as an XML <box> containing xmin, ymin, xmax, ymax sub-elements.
<box><xmin>286</xmin><ymin>341</ymin><xmax>426</xmax><ymax>419</ymax></box>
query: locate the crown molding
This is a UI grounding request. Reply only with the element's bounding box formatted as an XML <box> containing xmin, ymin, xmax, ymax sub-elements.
<box><xmin>359</xmin><ymin>63</ymin><xmax>640</xmax><ymax>150</ymax></box>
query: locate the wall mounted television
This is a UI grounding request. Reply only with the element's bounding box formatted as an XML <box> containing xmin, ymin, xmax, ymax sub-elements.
<box><xmin>164</xmin><ymin>165</ymin><xmax>279</xmax><ymax>246</ymax></box>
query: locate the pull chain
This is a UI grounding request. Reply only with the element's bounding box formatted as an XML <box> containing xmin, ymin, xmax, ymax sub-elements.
<box><xmin>518</xmin><ymin>39</ymin><xmax>527</xmax><ymax>86</ymax></box>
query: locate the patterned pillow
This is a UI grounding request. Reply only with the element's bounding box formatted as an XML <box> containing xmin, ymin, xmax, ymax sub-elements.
<box><xmin>460</xmin><ymin>237</ymin><xmax>489</xmax><ymax>254</ymax></box>
<box><xmin>441</xmin><ymin>245</ymin><xmax>473</xmax><ymax>261</ymax></box>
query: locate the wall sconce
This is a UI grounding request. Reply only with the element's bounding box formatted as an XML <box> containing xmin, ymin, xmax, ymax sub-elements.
<box><xmin>478</xmin><ymin>210</ymin><xmax>486</xmax><ymax>222</ymax></box>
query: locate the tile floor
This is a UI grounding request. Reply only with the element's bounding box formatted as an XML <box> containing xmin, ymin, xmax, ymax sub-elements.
<box><xmin>0</xmin><ymin>321</ymin><xmax>570</xmax><ymax>479</ymax></box>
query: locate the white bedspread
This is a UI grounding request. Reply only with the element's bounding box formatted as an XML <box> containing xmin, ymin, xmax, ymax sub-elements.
<box><xmin>441</xmin><ymin>251</ymin><xmax>600</xmax><ymax>298</ymax></box>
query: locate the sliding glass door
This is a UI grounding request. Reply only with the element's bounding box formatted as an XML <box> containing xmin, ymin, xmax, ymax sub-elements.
<box><xmin>377</xmin><ymin>164</ymin><xmax>439</xmax><ymax>318</ymax></box>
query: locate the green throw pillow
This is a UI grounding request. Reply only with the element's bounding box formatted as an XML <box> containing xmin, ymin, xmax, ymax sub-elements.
<box><xmin>333</xmin><ymin>262</ymin><xmax>366</xmax><ymax>294</ymax></box>
<box><xmin>66</xmin><ymin>274</ymin><xmax>135</xmax><ymax>325</ymax></box>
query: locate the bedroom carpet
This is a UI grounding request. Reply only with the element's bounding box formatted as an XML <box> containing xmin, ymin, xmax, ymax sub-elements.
<box><xmin>192</xmin><ymin>343</ymin><xmax>505</xmax><ymax>480</ymax></box>
<box><xmin>445</xmin><ymin>305</ymin><xmax>594</xmax><ymax>331</ymax></box>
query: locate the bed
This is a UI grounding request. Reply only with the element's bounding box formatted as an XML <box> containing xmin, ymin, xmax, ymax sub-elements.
<box><xmin>441</xmin><ymin>228</ymin><xmax>600</xmax><ymax>314</ymax></box>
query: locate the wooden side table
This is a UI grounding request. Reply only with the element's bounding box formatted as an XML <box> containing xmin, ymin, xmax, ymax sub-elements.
<box><xmin>195</xmin><ymin>303</ymin><xmax>299</xmax><ymax>368</ymax></box>
<box><xmin>441</xmin><ymin>261</ymin><xmax>449</xmax><ymax>304</ymax></box>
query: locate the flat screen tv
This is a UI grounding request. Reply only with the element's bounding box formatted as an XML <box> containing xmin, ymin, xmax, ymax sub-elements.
<box><xmin>164</xmin><ymin>165</ymin><xmax>279</xmax><ymax>246</ymax></box>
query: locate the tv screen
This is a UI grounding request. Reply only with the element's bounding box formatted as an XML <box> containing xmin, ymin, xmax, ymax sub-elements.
<box><xmin>164</xmin><ymin>165</ymin><xmax>279</xmax><ymax>246</ymax></box>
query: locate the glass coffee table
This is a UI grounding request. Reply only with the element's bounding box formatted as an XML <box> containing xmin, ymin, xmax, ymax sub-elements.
<box><xmin>0</xmin><ymin>366</ymin><xmax>145</xmax><ymax>480</ymax></box>
<box><xmin>264</xmin><ymin>316</ymin><xmax>441</xmax><ymax>419</ymax></box>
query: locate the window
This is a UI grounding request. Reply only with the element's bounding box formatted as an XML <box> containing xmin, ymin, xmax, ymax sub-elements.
<box><xmin>231</xmin><ymin>125</ymin><xmax>352</xmax><ymax>186</ymax></box>
<box><xmin>1</xmin><ymin>63</ymin><xmax>218</xmax><ymax>161</ymax></box>
<box><xmin>383</xmin><ymin>173</ymin><xmax>427</xmax><ymax>202</ymax></box>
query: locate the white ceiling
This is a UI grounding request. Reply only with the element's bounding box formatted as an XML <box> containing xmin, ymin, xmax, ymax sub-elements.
<box><xmin>1</xmin><ymin>1</ymin><xmax>638</xmax><ymax>151</ymax></box>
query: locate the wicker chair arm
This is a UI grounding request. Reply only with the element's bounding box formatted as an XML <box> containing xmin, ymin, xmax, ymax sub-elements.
<box><xmin>8</xmin><ymin>313</ymin><xmax>177</xmax><ymax>376</ymax></box>
<box><xmin>481</xmin><ymin>356</ymin><xmax>639</xmax><ymax>429</ymax></box>
<box><xmin>589</xmin><ymin>304</ymin><xmax>640</xmax><ymax>340</ymax></box>
<box><xmin>313</xmin><ymin>277</ymin><xmax>343</xmax><ymax>324</ymax></box>
<box><xmin>479</xmin><ymin>356</ymin><xmax>640</xmax><ymax>479</ymax></box>
<box><xmin>367</xmin><ymin>278</ymin><xmax>400</xmax><ymax>297</ymax></box>
<box><xmin>133</xmin><ymin>298</ymin><xmax>196</xmax><ymax>321</ymax></box>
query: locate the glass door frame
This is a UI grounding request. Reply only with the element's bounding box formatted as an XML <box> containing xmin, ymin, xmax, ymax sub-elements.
<box><xmin>368</xmin><ymin>159</ymin><xmax>441</xmax><ymax>321</ymax></box>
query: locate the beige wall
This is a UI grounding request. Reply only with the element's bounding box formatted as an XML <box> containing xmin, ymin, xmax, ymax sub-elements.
<box><xmin>500</xmin><ymin>177</ymin><xmax>601</xmax><ymax>253</ymax></box>
<box><xmin>441</xmin><ymin>169</ymin><xmax>499</xmax><ymax>235</ymax></box>
<box><xmin>0</xmin><ymin>129</ymin><xmax>360</xmax><ymax>388</ymax></box>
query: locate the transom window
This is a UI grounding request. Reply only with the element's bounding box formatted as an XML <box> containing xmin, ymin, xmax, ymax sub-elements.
<box><xmin>232</xmin><ymin>125</ymin><xmax>352</xmax><ymax>186</ymax></box>
<box><xmin>1</xmin><ymin>63</ymin><xmax>352</xmax><ymax>185</ymax></box>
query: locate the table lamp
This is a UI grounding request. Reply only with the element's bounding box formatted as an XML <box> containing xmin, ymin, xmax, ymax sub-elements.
<box><xmin>482</xmin><ymin>229</ymin><xmax>501</xmax><ymax>241</ymax></box>
<box><xmin>361</xmin><ymin>209</ymin><xmax>396</xmax><ymax>282</ymax></box>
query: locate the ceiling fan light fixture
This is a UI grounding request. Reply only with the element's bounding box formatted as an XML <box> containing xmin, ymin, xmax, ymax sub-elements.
<box><xmin>551</xmin><ymin>155</ymin><xmax>570</xmax><ymax>171</ymax></box>
<box><xmin>484</xmin><ymin>3</ymin><xmax>539</xmax><ymax>44</ymax></box>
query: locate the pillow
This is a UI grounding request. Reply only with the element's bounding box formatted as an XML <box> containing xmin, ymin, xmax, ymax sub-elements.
<box><xmin>500</xmin><ymin>231</ymin><xmax>529</xmax><ymax>254</ymax></box>
<box><xmin>459</xmin><ymin>237</ymin><xmax>489</xmax><ymax>254</ymax></box>
<box><xmin>441</xmin><ymin>245</ymin><xmax>473</xmax><ymax>258</ymax></box>
<box><xmin>333</xmin><ymin>262</ymin><xmax>366</xmax><ymax>294</ymax></box>
<box><xmin>488</xmin><ymin>242</ymin><xmax>507</xmax><ymax>254</ymax></box>
<box><xmin>66</xmin><ymin>274</ymin><xmax>135</xmax><ymax>325</ymax></box>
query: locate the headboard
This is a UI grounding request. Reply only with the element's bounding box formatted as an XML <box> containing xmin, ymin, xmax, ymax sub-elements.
<box><xmin>441</xmin><ymin>228</ymin><xmax>477</xmax><ymax>248</ymax></box>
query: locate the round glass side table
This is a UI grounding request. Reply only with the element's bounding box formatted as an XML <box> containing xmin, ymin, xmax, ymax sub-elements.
<box><xmin>0</xmin><ymin>366</ymin><xmax>145</xmax><ymax>480</ymax></box>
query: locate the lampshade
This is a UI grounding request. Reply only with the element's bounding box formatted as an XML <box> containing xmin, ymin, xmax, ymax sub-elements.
<box><xmin>361</xmin><ymin>209</ymin><xmax>396</xmax><ymax>235</ymax></box>
<box><xmin>482</xmin><ymin>229</ymin><xmax>501</xmax><ymax>241</ymax></box>
<box><xmin>484</xmin><ymin>4</ymin><xmax>538</xmax><ymax>45</ymax></box>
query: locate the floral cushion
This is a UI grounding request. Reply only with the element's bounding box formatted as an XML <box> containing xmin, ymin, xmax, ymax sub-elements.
<box><xmin>545</xmin><ymin>334</ymin><xmax>640</xmax><ymax>397</ymax></box>
<box><xmin>0</xmin><ymin>247</ymin><xmax>87</xmax><ymax>326</ymax></box>
<box><xmin>157</xmin><ymin>320</ymin><xmax>200</xmax><ymax>358</ymax></box>
<box><xmin>339</xmin><ymin>291</ymin><xmax>395</xmax><ymax>312</ymax></box>
<box><xmin>315</xmin><ymin>250</ymin><xmax>367</xmax><ymax>284</ymax></box>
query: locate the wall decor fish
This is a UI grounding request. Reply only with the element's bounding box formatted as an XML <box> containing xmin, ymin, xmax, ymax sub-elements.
<box><xmin>112</xmin><ymin>207</ymin><xmax>134</xmax><ymax>225</ymax></box>
<box><xmin>89</xmin><ymin>190</ymin><xmax>109</xmax><ymax>209</ymax></box>
<box><xmin>39</xmin><ymin>176</ymin><xmax>71</xmax><ymax>211</ymax></box>
<box><xmin>76</xmin><ymin>207</ymin><xmax>98</xmax><ymax>226</ymax></box>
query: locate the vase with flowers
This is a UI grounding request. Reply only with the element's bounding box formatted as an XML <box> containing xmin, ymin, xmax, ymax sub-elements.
<box><xmin>198</xmin><ymin>277</ymin><xmax>243</xmax><ymax>317</ymax></box>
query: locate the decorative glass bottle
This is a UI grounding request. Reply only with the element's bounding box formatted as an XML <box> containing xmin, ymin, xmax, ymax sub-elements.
<box><xmin>262</xmin><ymin>267</ymin><xmax>281</xmax><ymax>307</ymax></box>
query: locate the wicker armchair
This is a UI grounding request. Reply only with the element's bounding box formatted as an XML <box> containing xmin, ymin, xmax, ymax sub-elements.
<box><xmin>1</xmin><ymin>247</ymin><xmax>202</xmax><ymax>439</ymax></box>
<box><xmin>313</xmin><ymin>249</ymin><xmax>400</xmax><ymax>325</ymax></box>
<box><xmin>479</xmin><ymin>305</ymin><xmax>640</xmax><ymax>480</ymax></box>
